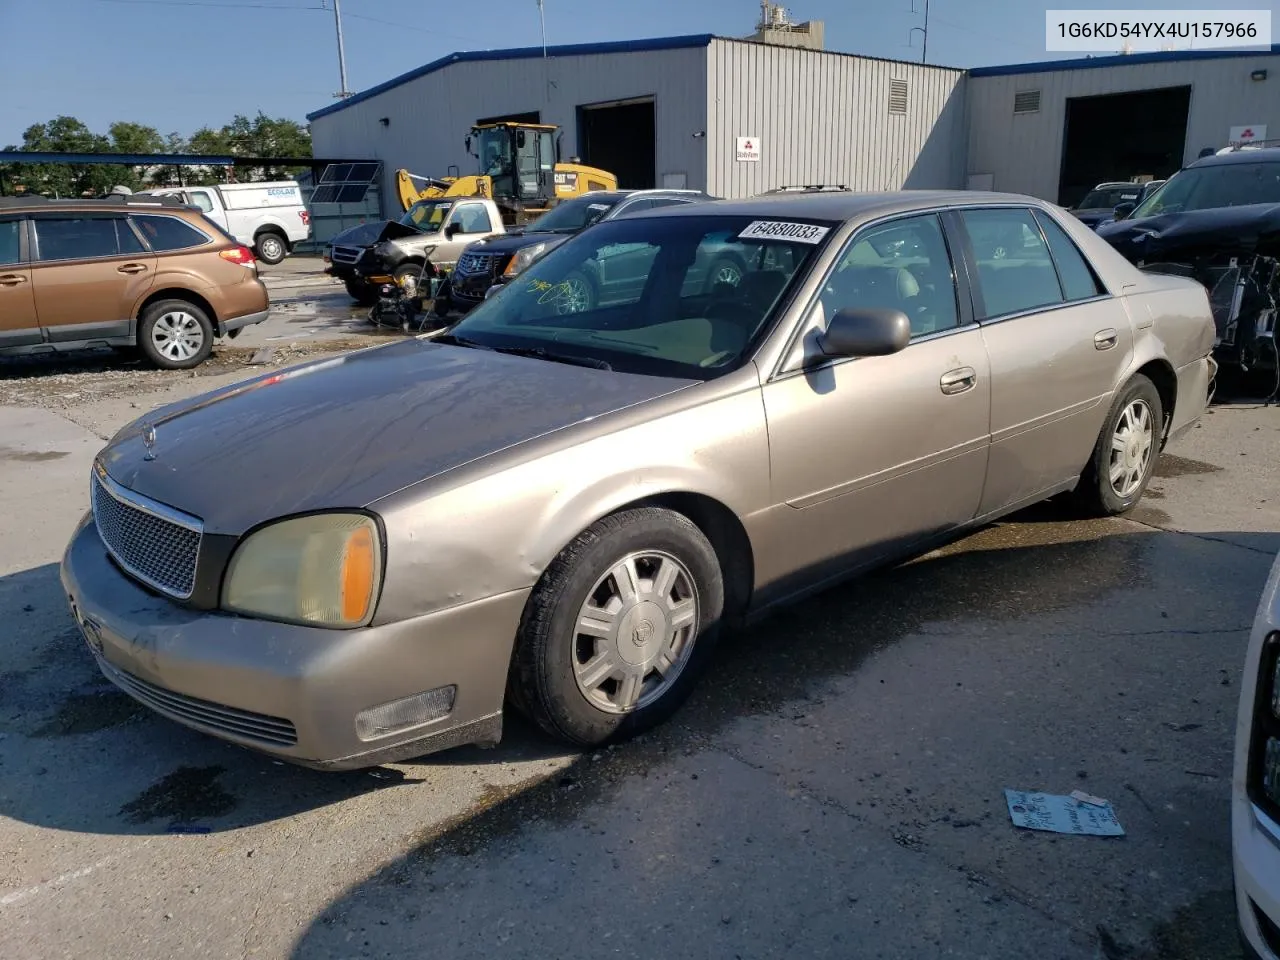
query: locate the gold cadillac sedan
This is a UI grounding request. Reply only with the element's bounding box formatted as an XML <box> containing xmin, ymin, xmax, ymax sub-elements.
<box><xmin>61</xmin><ymin>190</ymin><xmax>1216</xmax><ymax>770</ymax></box>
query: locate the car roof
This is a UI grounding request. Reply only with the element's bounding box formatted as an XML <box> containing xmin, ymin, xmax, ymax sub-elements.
<box><xmin>1189</xmin><ymin>146</ymin><xmax>1280</xmax><ymax>168</ymax></box>
<box><xmin>641</xmin><ymin>189</ymin><xmax>1057</xmax><ymax>223</ymax></box>
<box><xmin>1091</xmin><ymin>182</ymin><xmax>1137</xmax><ymax>190</ymax></box>
<box><xmin>0</xmin><ymin>194</ymin><xmax>198</xmax><ymax>213</ymax></box>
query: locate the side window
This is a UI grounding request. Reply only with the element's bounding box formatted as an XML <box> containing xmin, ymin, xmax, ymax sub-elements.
<box><xmin>821</xmin><ymin>213</ymin><xmax>960</xmax><ymax>337</ymax></box>
<box><xmin>187</xmin><ymin>191</ymin><xmax>215</xmax><ymax>214</ymax></box>
<box><xmin>1032</xmin><ymin>210</ymin><xmax>1103</xmax><ymax>301</ymax></box>
<box><xmin>130</xmin><ymin>215</ymin><xmax>211</xmax><ymax>252</ymax></box>
<box><xmin>116</xmin><ymin>220</ymin><xmax>145</xmax><ymax>255</ymax></box>
<box><xmin>959</xmin><ymin>208</ymin><xmax>1064</xmax><ymax>319</ymax></box>
<box><xmin>33</xmin><ymin>218</ymin><xmax>123</xmax><ymax>261</ymax></box>
<box><xmin>614</xmin><ymin>199</ymin><xmax>654</xmax><ymax>217</ymax></box>
<box><xmin>0</xmin><ymin>219</ymin><xmax>23</xmax><ymax>265</ymax></box>
<box><xmin>647</xmin><ymin>198</ymin><xmax>692</xmax><ymax>210</ymax></box>
<box><xmin>452</xmin><ymin>204</ymin><xmax>493</xmax><ymax>234</ymax></box>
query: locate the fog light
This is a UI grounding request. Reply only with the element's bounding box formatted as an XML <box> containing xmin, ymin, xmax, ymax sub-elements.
<box><xmin>355</xmin><ymin>686</ymin><xmax>456</xmax><ymax>741</ymax></box>
<box><xmin>1265</xmin><ymin>738</ymin><xmax>1280</xmax><ymax>806</ymax></box>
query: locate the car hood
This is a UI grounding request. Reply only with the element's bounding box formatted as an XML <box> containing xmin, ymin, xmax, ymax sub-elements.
<box><xmin>1096</xmin><ymin>202</ymin><xmax>1280</xmax><ymax>261</ymax></box>
<box><xmin>465</xmin><ymin>231</ymin><xmax>571</xmax><ymax>255</ymax></box>
<box><xmin>329</xmin><ymin>220</ymin><xmax>422</xmax><ymax>247</ymax></box>
<box><xmin>98</xmin><ymin>340</ymin><xmax>695</xmax><ymax>536</ymax></box>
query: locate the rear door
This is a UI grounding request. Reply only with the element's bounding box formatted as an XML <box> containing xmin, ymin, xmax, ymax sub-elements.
<box><xmin>29</xmin><ymin>214</ymin><xmax>157</xmax><ymax>342</ymax></box>
<box><xmin>0</xmin><ymin>216</ymin><xmax>39</xmax><ymax>348</ymax></box>
<box><xmin>954</xmin><ymin>205</ymin><xmax>1134</xmax><ymax>515</ymax></box>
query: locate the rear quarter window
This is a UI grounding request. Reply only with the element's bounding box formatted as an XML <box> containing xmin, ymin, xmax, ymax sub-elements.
<box><xmin>131</xmin><ymin>215</ymin><xmax>212</xmax><ymax>252</ymax></box>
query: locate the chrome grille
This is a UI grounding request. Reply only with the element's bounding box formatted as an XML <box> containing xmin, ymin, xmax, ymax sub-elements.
<box><xmin>96</xmin><ymin>655</ymin><xmax>298</xmax><ymax>747</ymax></box>
<box><xmin>92</xmin><ymin>466</ymin><xmax>202</xmax><ymax>600</ymax></box>
<box><xmin>329</xmin><ymin>244</ymin><xmax>363</xmax><ymax>265</ymax></box>
<box><xmin>456</xmin><ymin>252</ymin><xmax>499</xmax><ymax>276</ymax></box>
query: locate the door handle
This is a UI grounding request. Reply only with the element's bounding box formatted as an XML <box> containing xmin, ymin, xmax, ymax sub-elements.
<box><xmin>117</xmin><ymin>263</ymin><xmax>148</xmax><ymax>274</ymax></box>
<box><xmin>1094</xmin><ymin>328</ymin><xmax>1118</xmax><ymax>350</ymax></box>
<box><xmin>939</xmin><ymin>366</ymin><xmax>977</xmax><ymax>395</ymax></box>
<box><xmin>0</xmin><ymin>274</ymin><xmax>27</xmax><ymax>286</ymax></box>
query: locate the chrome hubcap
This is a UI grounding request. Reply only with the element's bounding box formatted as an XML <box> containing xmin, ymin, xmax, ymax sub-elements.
<box><xmin>572</xmin><ymin>551</ymin><xmax>699</xmax><ymax>714</ymax></box>
<box><xmin>714</xmin><ymin>262</ymin><xmax>742</xmax><ymax>286</ymax></box>
<box><xmin>555</xmin><ymin>277</ymin><xmax>592</xmax><ymax>315</ymax></box>
<box><xmin>151</xmin><ymin>311</ymin><xmax>205</xmax><ymax>361</ymax></box>
<box><xmin>1108</xmin><ymin>398</ymin><xmax>1155</xmax><ymax>498</ymax></box>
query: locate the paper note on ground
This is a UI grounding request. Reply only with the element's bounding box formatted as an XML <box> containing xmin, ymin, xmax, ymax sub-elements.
<box><xmin>1004</xmin><ymin>789</ymin><xmax>1125</xmax><ymax>836</ymax></box>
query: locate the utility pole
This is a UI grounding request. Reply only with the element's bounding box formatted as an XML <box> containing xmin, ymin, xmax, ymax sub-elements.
<box><xmin>537</xmin><ymin>0</ymin><xmax>547</xmax><ymax>58</ymax></box>
<box><xmin>909</xmin><ymin>0</ymin><xmax>930</xmax><ymax>63</ymax></box>
<box><xmin>332</xmin><ymin>0</ymin><xmax>351</xmax><ymax>98</ymax></box>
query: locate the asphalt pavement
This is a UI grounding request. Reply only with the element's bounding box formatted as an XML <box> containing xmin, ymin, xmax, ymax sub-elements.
<box><xmin>0</xmin><ymin>325</ymin><xmax>1277</xmax><ymax>958</ymax></box>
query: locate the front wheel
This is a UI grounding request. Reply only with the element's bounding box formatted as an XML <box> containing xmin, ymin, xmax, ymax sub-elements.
<box><xmin>345</xmin><ymin>279</ymin><xmax>378</xmax><ymax>307</ymax></box>
<box><xmin>1073</xmin><ymin>374</ymin><xmax>1163</xmax><ymax>516</ymax></box>
<box><xmin>508</xmin><ymin>508</ymin><xmax>724</xmax><ymax>746</ymax></box>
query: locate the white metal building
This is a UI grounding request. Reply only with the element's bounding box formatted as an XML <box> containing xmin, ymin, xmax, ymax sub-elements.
<box><xmin>307</xmin><ymin>34</ymin><xmax>1280</xmax><ymax>217</ymax></box>
<box><xmin>307</xmin><ymin>34</ymin><xmax>967</xmax><ymax>211</ymax></box>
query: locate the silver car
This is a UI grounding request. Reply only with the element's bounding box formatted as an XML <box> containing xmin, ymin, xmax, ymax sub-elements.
<box><xmin>61</xmin><ymin>190</ymin><xmax>1217</xmax><ymax>770</ymax></box>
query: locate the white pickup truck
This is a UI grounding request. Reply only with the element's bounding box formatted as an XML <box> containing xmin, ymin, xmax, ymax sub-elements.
<box><xmin>137</xmin><ymin>181</ymin><xmax>312</xmax><ymax>265</ymax></box>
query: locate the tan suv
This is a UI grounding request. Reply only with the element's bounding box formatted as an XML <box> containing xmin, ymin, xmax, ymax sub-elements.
<box><xmin>0</xmin><ymin>194</ymin><xmax>270</xmax><ymax>369</ymax></box>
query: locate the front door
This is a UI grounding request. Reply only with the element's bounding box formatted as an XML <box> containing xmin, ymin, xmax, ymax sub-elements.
<box><xmin>29</xmin><ymin>214</ymin><xmax>157</xmax><ymax>341</ymax></box>
<box><xmin>760</xmin><ymin>212</ymin><xmax>991</xmax><ymax>597</ymax></box>
<box><xmin>954</xmin><ymin>206</ymin><xmax>1135</xmax><ymax>514</ymax></box>
<box><xmin>436</xmin><ymin>203</ymin><xmax>498</xmax><ymax>268</ymax></box>
<box><xmin>0</xmin><ymin>216</ymin><xmax>39</xmax><ymax>348</ymax></box>
<box><xmin>183</xmin><ymin>189</ymin><xmax>228</xmax><ymax>233</ymax></box>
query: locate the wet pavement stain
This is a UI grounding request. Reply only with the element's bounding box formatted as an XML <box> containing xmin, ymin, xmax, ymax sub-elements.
<box><xmin>1155</xmin><ymin>455</ymin><xmax>1223</xmax><ymax>478</ymax></box>
<box><xmin>32</xmin><ymin>689</ymin><xmax>143</xmax><ymax>737</ymax></box>
<box><xmin>0</xmin><ymin>447</ymin><xmax>70</xmax><ymax>462</ymax></box>
<box><xmin>119</xmin><ymin>765</ymin><xmax>237</xmax><ymax>825</ymax></box>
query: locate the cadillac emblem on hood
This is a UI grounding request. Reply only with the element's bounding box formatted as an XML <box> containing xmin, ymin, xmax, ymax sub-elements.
<box><xmin>142</xmin><ymin>423</ymin><xmax>157</xmax><ymax>461</ymax></box>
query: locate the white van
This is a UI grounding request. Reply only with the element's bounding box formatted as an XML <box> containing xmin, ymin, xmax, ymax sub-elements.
<box><xmin>137</xmin><ymin>181</ymin><xmax>311</xmax><ymax>265</ymax></box>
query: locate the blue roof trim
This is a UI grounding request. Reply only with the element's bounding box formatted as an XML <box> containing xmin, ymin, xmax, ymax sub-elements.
<box><xmin>970</xmin><ymin>43</ymin><xmax>1280</xmax><ymax>77</ymax></box>
<box><xmin>307</xmin><ymin>33</ymin><xmax>715</xmax><ymax>122</ymax></box>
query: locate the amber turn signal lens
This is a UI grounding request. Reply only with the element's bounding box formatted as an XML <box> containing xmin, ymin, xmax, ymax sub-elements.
<box><xmin>341</xmin><ymin>525</ymin><xmax>376</xmax><ymax>622</ymax></box>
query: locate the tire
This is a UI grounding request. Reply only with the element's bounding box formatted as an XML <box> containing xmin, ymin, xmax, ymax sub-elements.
<box><xmin>254</xmin><ymin>232</ymin><xmax>287</xmax><ymax>266</ymax></box>
<box><xmin>345</xmin><ymin>280</ymin><xmax>378</xmax><ymax>307</ymax></box>
<box><xmin>703</xmin><ymin>254</ymin><xmax>746</xmax><ymax>293</ymax></box>
<box><xmin>394</xmin><ymin>263</ymin><xmax>421</xmax><ymax>285</ymax></box>
<box><xmin>509</xmin><ymin>507</ymin><xmax>725</xmax><ymax>747</ymax></box>
<box><xmin>1073</xmin><ymin>373</ymin><xmax>1163</xmax><ymax>516</ymax></box>
<box><xmin>137</xmin><ymin>299</ymin><xmax>214</xmax><ymax>370</ymax></box>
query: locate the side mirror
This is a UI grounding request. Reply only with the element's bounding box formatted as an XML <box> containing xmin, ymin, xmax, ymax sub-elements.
<box><xmin>444</xmin><ymin>222</ymin><xmax>460</xmax><ymax>239</ymax></box>
<box><xmin>516</xmin><ymin>129</ymin><xmax>527</xmax><ymax>148</ymax></box>
<box><xmin>1113</xmin><ymin>201</ymin><xmax>1137</xmax><ymax>220</ymax></box>
<box><xmin>819</xmin><ymin>307</ymin><xmax>911</xmax><ymax>358</ymax></box>
<box><xmin>464</xmin><ymin>135</ymin><xmax>473</xmax><ymax>155</ymax></box>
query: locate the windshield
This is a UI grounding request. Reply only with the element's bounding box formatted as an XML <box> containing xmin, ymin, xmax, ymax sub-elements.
<box><xmin>526</xmin><ymin>195</ymin><xmax>622</xmax><ymax>233</ymax></box>
<box><xmin>445</xmin><ymin>215</ymin><xmax>835</xmax><ymax>379</ymax></box>
<box><xmin>1131</xmin><ymin>161</ymin><xmax>1280</xmax><ymax>218</ymax></box>
<box><xmin>399</xmin><ymin>199</ymin><xmax>454</xmax><ymax>232</ymax></box>
<box><xmin>1078</xmin><ymin>186</ymin><xmax>1141</xmax><ymax>210</ymax></box>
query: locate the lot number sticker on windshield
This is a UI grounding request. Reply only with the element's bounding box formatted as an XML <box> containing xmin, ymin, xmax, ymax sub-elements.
<box><xmin>738</xmin><ymin>220</ymin><xmax>830</xmax><ymax>244</ymax></box>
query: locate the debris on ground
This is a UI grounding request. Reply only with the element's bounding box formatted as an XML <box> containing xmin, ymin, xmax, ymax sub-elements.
<box><xmin>1004</xmin><ymin>789</ymin><xmax>1125</xmax><ymax>836</ymax></box>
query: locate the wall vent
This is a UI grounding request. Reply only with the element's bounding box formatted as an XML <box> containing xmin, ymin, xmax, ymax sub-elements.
<box><xmin>888</xmin><ymin>78</ymin><xmax>909</xmax><ymax>115</ymax></box>
<box><xmin>1014</xmin><ymin>89</ymin><xmax>1041</xmax><ymax>114</ymax></box>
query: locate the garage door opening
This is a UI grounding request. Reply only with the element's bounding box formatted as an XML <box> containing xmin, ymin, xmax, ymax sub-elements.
<box><xmin>1057</xmin><ymin>85</ymin><xmax>1191</xmax><ymax>208</ymax></box>
<box><xmin>576</xmin><ymin>97</ymin><xmax>655</xmax><ymax>189</ymax></box>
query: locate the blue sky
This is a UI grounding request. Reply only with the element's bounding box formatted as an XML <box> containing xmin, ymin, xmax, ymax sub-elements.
<box><xmin>2</xmin><ymin>0</ymin><xmax>1276</xmax><ymax>144</ymax></box>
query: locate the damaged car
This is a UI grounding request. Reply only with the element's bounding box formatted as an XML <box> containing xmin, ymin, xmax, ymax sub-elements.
<box><xmin>1097</xmin><ymin>146</ymin><xmax>1280</xmax><ymax>377</ymax></box>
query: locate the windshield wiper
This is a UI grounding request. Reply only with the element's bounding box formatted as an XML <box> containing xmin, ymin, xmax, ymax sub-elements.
<box><xmin>431</xmin><ymin>332</ymin><xmax>493</xmax><ymax>350</ymax></box>
<box><xmin>492</xmin><ymin>345</ymin><xmax>612</xmax><ymax>370</ymax></box>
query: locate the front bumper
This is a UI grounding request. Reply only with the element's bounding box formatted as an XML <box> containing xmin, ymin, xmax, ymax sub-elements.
<box><xmin>1235</xmin><ymin>797</ymin><xmax>1280</xmax><ymax>960</ymax></box>
<box><xmin>59</xmin><ymin>515</ymin><xmax>529</xmax><ymax>770</ymax></box>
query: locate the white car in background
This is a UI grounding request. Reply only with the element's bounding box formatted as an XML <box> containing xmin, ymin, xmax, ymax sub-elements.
<box><xmin>137</xmin><ymin>181</ymin><xmax>311</xmax><ymax>265</ymax></box>
<box><xmin>1233</xmin><ymin>548</ymin><xmax>1280</xmax><ymax>959</ymax></box>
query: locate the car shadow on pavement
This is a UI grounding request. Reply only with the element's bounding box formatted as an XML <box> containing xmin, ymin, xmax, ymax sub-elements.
<box><xmin>279</xmin><ymin>519</ymin><xmax>1278</xmax><ymax>960</ymax></box>
<box><xmin>1</xmin><ymin>513</ymin><xmax>1276</xmax><ymax>844</ymax></box>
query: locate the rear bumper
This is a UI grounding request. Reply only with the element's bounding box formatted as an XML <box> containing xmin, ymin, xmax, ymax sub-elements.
<box><xmin>219</xmin><ymin>308</ymin><xmax>270</xmax><ymax>337</ymax></box>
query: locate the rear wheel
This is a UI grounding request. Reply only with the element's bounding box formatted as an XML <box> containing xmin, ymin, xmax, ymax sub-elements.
<box><xmin>254</xmin><ymin>232</ymin><xmax>287</xmax><ymax>265</ymax></box>
<box><xmin>137</xmin><ymin>300</ymin><xmax>214</xmax><ymax>370</ymax></box>
<box><xmin>553</xmin><ymin>269</ymin><xmax>596</xmax><ymax>315</ymax></box>
<box><xmin>1073</xmin><ymin>374</ymin><xmax>1163</xmax><ymax>516</ymax></box>
<box><xmin>508</xmin><ymin>508</ymin><xmax>724</xmax><ymax>746</ymax></box>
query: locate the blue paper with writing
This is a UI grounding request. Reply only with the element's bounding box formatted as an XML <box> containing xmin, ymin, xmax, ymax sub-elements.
<box><xmin>1004</xmin><ymin>789</ymin><xmax>1125</xmax><ymax>836</ymax></box>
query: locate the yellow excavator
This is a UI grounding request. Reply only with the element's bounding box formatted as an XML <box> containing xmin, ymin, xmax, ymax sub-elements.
<box><xmin>394</xmin><ymin>121</ymin><xmax>617</xmax><ymax>226</ymax></box>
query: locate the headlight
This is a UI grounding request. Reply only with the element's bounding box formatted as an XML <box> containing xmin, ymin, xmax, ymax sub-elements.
<box><xmin>503</xmin><ymin>241</ymin><xmax>549</xmax><ymax>277</ymax></box>
<box><xmin>222</xmin><ymin>513</ymin><xmax>383</xmax><ymax>628</ymax></box>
